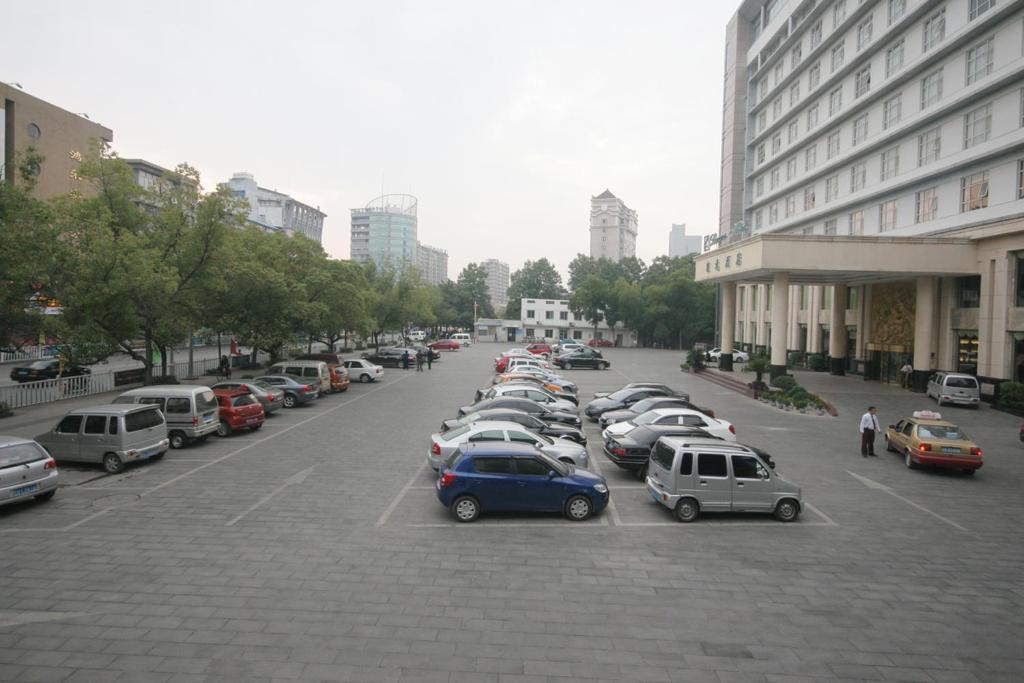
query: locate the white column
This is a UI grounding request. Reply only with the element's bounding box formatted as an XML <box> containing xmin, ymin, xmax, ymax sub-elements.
<box><xmin>829</xmin><ymin>284</ymin><xmax>847</xmax><ymax>375</ymax></box>
<box><xmin>770</xmin><ymin>273</ymin><xmax>789</xmax><ymax>376</ymax></box>
<box><xmin>912</xmin><ymin>276</ymin><xmax>938</xmax><ymax>391</ymax></box>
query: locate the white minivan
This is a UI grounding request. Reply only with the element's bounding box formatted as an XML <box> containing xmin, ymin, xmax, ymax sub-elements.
<box><xmin>926</xmin><ymin>372</ymin><xmax>980</xmax><ymax>408</ymax></box>
<box><xmin>451</xmin><ymin>333</ymin><xmax>472</xmax><ymax>346</ymax></box>
<box><xmin>267</xmin><ymin>360</ymin><xmax>332</xmax><ymax>395</ymax></box>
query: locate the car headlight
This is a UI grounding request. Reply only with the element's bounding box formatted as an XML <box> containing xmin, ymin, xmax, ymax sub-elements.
<box><xmin>593</xmin><ymin>483</ymin><xmax>608</xmax><ymax>494</ymax></box>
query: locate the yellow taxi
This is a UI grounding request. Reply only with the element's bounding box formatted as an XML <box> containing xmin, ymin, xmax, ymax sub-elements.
<box><xmin>883</xmin><ymin>411</ymin><xmax>983</xmax><ymax>475</ymax></box>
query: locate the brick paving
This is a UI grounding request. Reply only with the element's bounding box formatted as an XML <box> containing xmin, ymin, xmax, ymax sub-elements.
<box><xmin>1</xmin><ymin>346</ymin><xmax>1022</xmax><ymax>682</ymax></box>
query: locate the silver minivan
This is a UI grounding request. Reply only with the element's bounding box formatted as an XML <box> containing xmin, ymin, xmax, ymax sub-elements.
<box><xmin>267</xmin><ymin>361</ymin><xmax>332</xmax><ymax>395</ymax></box>
<box><xmin>645</xmin><ymin>436</ymin><xmax>802</xmax><ymax>523</ymax></box>
<box><xmin>926</xmin><ymin>372</ymin><xmax>981</xmax><ymax>408</ymax></box>
<box><xmin>113</xmin><ymin>385</ymin><xmax>219</xmax><ymax>449</ymax></box>
<box><xmin>36</xmin><ymin>405</ymin><xmax>169</xmax><ymax>474</ymax></box>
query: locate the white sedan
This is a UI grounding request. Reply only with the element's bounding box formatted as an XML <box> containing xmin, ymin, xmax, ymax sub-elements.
<box><xmin>427</xmin><ymin>421</ymin><xmax>590</xmax><ymax>470</ymax></box>
<box><xmin>601</xmin><ymin>408</ymin><xmax>736</xmax><ymax>441</ymax></box>
<box><xmin>707</xmin><ymin>348</ymin><xmax>749</xmax><ymax>363</ymax></box>
<box><xmin>342</xmin><ymin>359</ymin><xmax>384</xmax><ymax>383</ymax></box>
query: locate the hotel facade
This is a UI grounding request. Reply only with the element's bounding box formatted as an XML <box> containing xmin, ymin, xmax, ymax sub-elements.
<box><xmin>697</xmin><ymin>0</ymin><xmax>1024</xmax><ymax>395</ymax></box>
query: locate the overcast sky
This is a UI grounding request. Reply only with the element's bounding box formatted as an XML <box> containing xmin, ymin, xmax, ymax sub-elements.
<box><xmin>4</xmin><ymin>0</ymin><xmax>736</xmax><ymax>280</ymax></box>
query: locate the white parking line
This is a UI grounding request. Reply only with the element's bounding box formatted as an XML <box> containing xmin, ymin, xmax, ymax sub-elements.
<box><xmin>804</xmin><ymin>502</ymin><xmax>839</xmax><ymax>526</ymax></box>
<box><xmin>226</xmin><ymin>466</ymin><xmax>314</xmax><ymax>526</ymax></box>
<box><xmin>847</xmin><ymin>470</ymin><xmax>967</xmax><ymax>531</ymax></box>
<box><xmin>376</xmin><ymin>460</ymin><xmax>428</xmax><ymax>528</ymax></box>
<box><xmin>583</xmin><ymin>436</ymin><xmax>621</xmax><ymax>526</ymax></box>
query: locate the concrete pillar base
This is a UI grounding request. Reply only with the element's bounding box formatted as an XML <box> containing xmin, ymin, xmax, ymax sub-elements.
<box><xmin>719</xmin><ymin>354</ymin><xmax>734</xmax><ymax>372</ymax></box>
<box><xmin>910</xmin><ymin>369</ymin><xmax>929</xmax><ymax>393</ymax></box>
<box><xmin>863</xmin><ymin>359</ymin><xmax>878</xmax><ymax>381</ymax></box>
<box><xmin>769</xmin><ymin>364</ymin><xmax>787</xmax><ymax>380</ymax></box>
<box><xmin>829</xmin><ymin>357</ymin><xmax>846</xmax><ymax>375</ymax></box>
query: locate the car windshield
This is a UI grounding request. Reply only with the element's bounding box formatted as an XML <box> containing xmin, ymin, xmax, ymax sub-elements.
<box><xmin>917</xmin><ymin>425</ymin><xmax>966</xmax><ymax>440</ymax></box>
<box><xmin>607</xmin><ymin>389</ymin><xmax>634</xmax><ymax>401</ymax></box>
<box><xmin>28</xmin><ymin>360</ymin><xmax>53</xmax><ymax>369</ymax></box>
<box><xmin>534</xmin><ymin>449</ymin><xmax>570</xmax><ymax>475</ymax></box>
<box><xmin>0</xmin><ymin>442</ymin><xmax>48</xmax><ymax>468</ymax></box>
<box><xmin>461</xmin><ymin>411</ymin><xmax>481</xmax><ymax>423</ymax></box>
<box><xmin>197</xmin><ymin>391</ymin><xmax>218</xmax><ymax>412</ymax></box>
<box><xmin>946</xmin><ymin>377</ymin><xmax>978</xmax><ymax>389</ymax></box>
<box><xmin>629</xmin><ymin>399</ymin><xmax>659</xmax><ymax>413</ymax></box>
<box><xmin>443</xmin><ymin>425</ymin><xmax>471</xmax><ymax>441</ymax></box>
<box><xmin>632</xmin><ymin>411</ymin><xmax>663</xmax><ymax>426</ymax></box>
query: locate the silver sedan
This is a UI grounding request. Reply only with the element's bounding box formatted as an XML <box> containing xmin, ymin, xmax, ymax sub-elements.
<box><xmin>427</xmin><ymin>420</ymin><xmax>590</xmax><ymax>470</ymax></box>
<box><xmin>0</xmin><ymin>436</ymin><xmax>59</xmax><ymax>508</ymax></box>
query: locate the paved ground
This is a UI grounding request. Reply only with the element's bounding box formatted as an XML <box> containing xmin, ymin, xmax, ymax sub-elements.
<box><xmin>1</xmin><ymin>345</ymin><xmax>1022</xmax><ymax>682</ymax></box>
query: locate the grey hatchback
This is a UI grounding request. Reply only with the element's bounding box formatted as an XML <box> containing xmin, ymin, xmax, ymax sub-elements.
<box><xmin>0</xmin><ymin>436</ymin><xmax>59</xmax><ymax>508</ymax></box>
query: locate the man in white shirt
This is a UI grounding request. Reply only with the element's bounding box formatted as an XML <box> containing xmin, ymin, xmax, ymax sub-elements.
<box><xmin>859</xmin><ymin>406</ymin><xmax>881</xmax><ymax>457</ymax></box>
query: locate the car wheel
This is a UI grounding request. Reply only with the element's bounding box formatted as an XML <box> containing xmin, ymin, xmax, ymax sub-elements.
<box><xmin>451</xmin><ymin>496</ymin><xmax>480</xmax><ymax>523</ymax></box>
<box><xmin>884</xmin><ymin>436</ymin><xmax>894</xmax><ymax>453</ymax></box>
<box><xmin>564</xmin><ymin>495</ymin><xmax>593</xmax><ymax>521</ymax></box>
<box><xmin>935</xmin><ymin>396</ymin><xmax>943</xmax><ymax>407</ymax></box>
<box><xmin>35</xmin><ymin>490</ymin><xmax>56</xmax><ymax>502</ymax></box>
<box><xmin>360</xmin><ymin>373</ymin><xmax>371</xmax><ymax>383</ymax></box>
<box><xmin>674</xmin><ymin>497</ymin><xmax>700</xmax><ymax>522</ymax></box>
<box><xmin>169</xmin><ymin>431</ymin><xmax>187</xmax><ymax>449</ymax></box>
<box><xmin>565</xmin><ymin>362</ymin><xmax>573</xmax><ymax>370</ymax></box>
<box><xmin>283</xmin><ymin>393</ymin><xmax>297</xmax><ymax>408</ymax></box>
<box><xmin>216</xmin><ymin>420</ymin><xmax>231</xmax><ymax>438</ymax></box>
<box><xmin>773</xmin><ymin>498</ymin><xmax>800</xmax><ymax>522</ymax></box>
<box><xmin>904</xmin><ymin>450</ymin><xmax>918</xmax><ymax>469</ymax></box>
<box><xmin>597</xmin><ymin>362</ymin><xmax>608</xmax><ymax>370</ymax></box>
<box><xmin>962</xmin><ymin>468</ymin><xmax>976</xmax><ymax>476</ymax></box>
<box><xmin>151</xmin><ymin>452</ymin><xmax>165</xmax><ymax>460</ymax></box>
<box><xmin>634</xmin><ymin>463</ymin><xmax>648</xmax><ymax>480</ymax></box>
<box><xmin>251</xmin><ymin>423</ymin><xmax>262</xmax><ymax>431</ymax></box>
<box><xmin>103</xmin><ymin>453</ymin><xmax>124</xmax><ymax>474</ymax></box>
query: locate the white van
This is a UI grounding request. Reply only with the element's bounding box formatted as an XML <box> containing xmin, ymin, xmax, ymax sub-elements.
<box><xmin>113</xmin><ymin>385</ymin><xmax>219</xmax><ymax>449</ymax></box>
<box><xmin>451</xmin><ymin>333</ymin><xmax>472</xmax><ymax>347</ymax></box>
<box><xmin>926</xmin><ymin>372</ymin><xmax>981</xmax><ymax>408</ymax></box>
<box><xmin>36</xmin><ymin>404</ymin><xmax>169</xmax><ymax>474</ymax></box>
<box><xmin>267</xmin><ymin>360</ymin><xmax>332</xmax><ymax>395</ymax></box>
<box><xmin>408</xmin><ymin>330</ymin><xmax>426</xmax><ymax>342</ymax></box>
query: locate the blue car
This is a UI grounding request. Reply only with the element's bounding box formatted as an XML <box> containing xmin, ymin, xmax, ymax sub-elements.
<box><xmin>435</xmin><ymin>442</ymin><xmax>609</xmax><ymax>522</ymax></box>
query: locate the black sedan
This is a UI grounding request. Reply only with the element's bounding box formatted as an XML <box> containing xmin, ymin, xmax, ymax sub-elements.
<box><xmin>251</xmin><ymin>375</ymin><xmax>319</xmax><ymax>408</ymax></box>
<box><xmin>441</xmin><ymin>408</ymin><xmax>588</xmax><ymax>445</ymax></box>
<box><xmin>362</xmin><ymin>347</ymin><xmax>415</xmax><ymax>368</ymax></box>
<box><xmin>599</xmin><ymin>397</ymin><xmax>714</xmax><ymax>427</ymax></box>
<box><xmin>457</xmin><ymin>397</ymin><xmax>582</xmax><ymax>428</ymax></box>
<box><xmin>10</xmin><ymin>359</ymin><xmax>90</xmax><ymax>383</ymax></box>
<box><xmin>604</xmin><ymin>425</ymin><xmax>720</xmax><ymax>478</ymax></box>
<box><xmin>553</xmin><ymin>348</ymin><xmax>609</xmax><ymax>370</ymax></box>
<box><xmin>410</xmin><ymin>344</ymin><xmax>441</xmax><ymax>361</ymax></box>
<box><xmin>593</xmin><ymin>382</ymin><xmax>689</xmax><ymax>400</ymax></box>
<box><xmin>584</xmin><ymin>387</ymin><xmax>671</xmax><ymax>421</ymax></box>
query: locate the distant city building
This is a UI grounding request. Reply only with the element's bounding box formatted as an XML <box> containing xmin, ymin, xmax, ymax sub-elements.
<box><xmin>668</xmin><ymin>224</ymin><xmax>702</xmax><ymax>257</ymax></box>
<box><xmin>350</xmin><ymin>194</ymin><xmax>418</xmax><ymax>270</ymax></box>
<box><xmin>590</xmin><ymin>189</ymin><xmax>638</xmax><ymax>261</ymax></box>
<box><xmin>417</xmin><ymin>243</ymin><xmax>448</xmax><ymax>285</ymax></box>
<box><xmin>482</xmin><ymin>259</ymin><xmax>510</xmax><ymax>310</ymax></box>
<box><xmin>1</xmin><ymin>81</ymin><xmax>113</xmax><ymax>199</ymax></box>
<box><xmin>226</xmin><ymin>172</ymin><xmax>325</xmax><ymax>243</ymax></box>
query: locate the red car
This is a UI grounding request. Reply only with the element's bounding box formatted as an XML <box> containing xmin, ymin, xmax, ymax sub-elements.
<box><xmin>213</xmin><ymin>388</ymin><xmax>265</xmax><ymax>437</ymax></box>
<box><xmin>588</xmin><ymin>338</ymin><xmax>614</xmax><ymax>348</ymax></box>
<box><xmin>494</xmin><ymin>354</ymin><xmax>534</xmax><ymax>373</ymax></box>
<box><xmin>526</xmin><ymin>343</ymin><xmax>552</xmax><ymax>358</ymax></box>
<box><xmin>430</xmin><ymin>339</ymin><xmax>462</xmax><ymax>351</ymax></box>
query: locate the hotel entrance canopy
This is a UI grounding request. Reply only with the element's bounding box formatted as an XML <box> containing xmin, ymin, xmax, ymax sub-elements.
<box><xmin>694</xmin><ymin>235</ymin><xmax>978</xmax><ymax>285</ymax></box>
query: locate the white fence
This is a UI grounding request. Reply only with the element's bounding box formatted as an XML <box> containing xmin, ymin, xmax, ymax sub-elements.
<box><xmin>0</xmin><ymin>346</ymin><xmax>58</xmax><ymax>364</ymax></box>
<box><xmin>0</xmin><ymin>373</ymin><xmax>115</xmax><ymax>410</ymax></box>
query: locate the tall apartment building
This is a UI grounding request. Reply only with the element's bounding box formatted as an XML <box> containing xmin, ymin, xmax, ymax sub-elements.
<box><xmin>698</xmin><ymin>0</ymin><xmax>1024</xmax><ymax>392</ymax></box>
<box><xmin>350</xmin><ymin>194</ymin><xmax>418</xmax><ymax>270</ymax></box>
<box><xmin>1</xmin><ymin>82</ymin><xmax>113</xmax><ymax>198</ymax></box>
<box><xmin>482</xmin><ymin>259</ymin><xmax>510</xmax><ymax>310</ymax></box>
<box><xmin>417</xmin><ymin>243</ymin><xmax>449</xmax><ymax>285</ymax></box>
<box><xmin>590</xmin><ymin>189</ymin><xmax>638</xmax><ymax>261</ymax></box>
<box><xmin>669</xmin><ymin>224</ymin><xmax>704</xmax><ymax>257</ymax></box>
<box><xmin>226</xmin><ymin>172</ymin><xmax>325</xmax><ymax>243</ymax></box>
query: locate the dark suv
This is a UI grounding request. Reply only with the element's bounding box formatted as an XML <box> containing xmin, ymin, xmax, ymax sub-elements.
<box><xmin>10</xmin><ymin>359</ymin><xmax>90</xmax><ymax>383</ymax></box>
<box><xmin>362</xmin><ymin>347</ymin><xmax>411</xmax><ymax>368</ymax></box>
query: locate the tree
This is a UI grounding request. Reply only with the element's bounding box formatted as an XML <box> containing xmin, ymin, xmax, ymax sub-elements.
<box><xmin>434</xmin><ymin>263</ymin><xmax>495</xmax><ymax>329</ymax></box>
<box><xmin>569</xmin><ymin>274</ymin><xmax>608</xmax><ymax>336</ymax></box>
<box><xmin>567</xmin><ymin>254</ymin><xmax>597</xmax><ymax>292</ymax></box>
<box><xmin>505</xmin><ymin>258</ymin><xmax>565</xmax><ymax>318</ymax></box>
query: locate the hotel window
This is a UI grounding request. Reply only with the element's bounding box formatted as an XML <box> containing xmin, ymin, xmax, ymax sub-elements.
<box><xmin>1019</xmin><ymin>159</ymin><xmax>1024</xmax><ymax>199</ymax></box>
<box><xmin>826</xmin><ymin>174</ymin><xmax>839</xmax><ymax>201</ymax></box>
<box><xmin>789</xmin><ymin>82</ymin><xmax>800</xmax><ymax>107</ymax></box>
<box><xmin>754</xmin><ymin>209</ymin><xmax>764</xmax><ymax>230</ymax></box>
<box><xmin>857</xmin><ymin>17</ymin><xmax>873</xmax><ymax>51</ymax></box>
<box><xmin>559</xmin><ymin>311</ymin><xmax>568</xmax><ymax>320</ymax></box>
<box><xmin>800</xmin><ymin>286</ymin><xmax>809</xmax><ymax>310</ymax></box>
<box><xmin>804</xmin><ymin>185</ymin><xmax>816</xmax><ymax>210</ymax></box>
<box><xmin>831</xmin><ymin>43</ymin><xmax>845</xmax><ymax>73</ymax></box>
<box><xmin>880</xmin><ymin>146</ymin><xmax>899</xmax><ymax>181</ymax></box>
<box><xmin>757</xmin><ymin>110</ymin><xmax>767</xmax><ymax>134</ymax></box>
<box><xmin>772</xmin><ymin>133</ymin><xmax>781</xmax><ymax>156</ymax></box>
<box><xmin>852</xmin><ymin>114</ymin><xmax>868</xmax><ymax>146</ymax></box>
<box><xmin>918</xmin><ymin>127</ymin><xmax>941</xmax><ymax>166</ymax></box>
<box><xmin>810</xmin><ymin>20</ymin><xmax>823</xmax><ymax>49</ymax></box>
<box><xmin>752</xmin><ymin>287</ymin><xmax>759</xmax><ymax>309</ymax></box>
<box><xmin>791</xmin><ymin>44</ymin><xmax>802</xmax><ymax>69</ymax></box>
<box><xmin>788</xmin><ymin>120</ymin><xmax>799</xmax><ymax>144</ymax></box>
<box><xmin>888</xmin><ymin>0</ymin><xmax>906</xmax><ymax>25</ymax></box>
<box><xmin>965</xmin><ymin>38</ymin><xmax>994</xmax><ymax>85</ymax></box>
<box><xmin>957</xmin><ymin>276</ymin><xmax>981</xmax><ymax>308</ymax></box>
<box><xmin>806</xmin><ymin>103</ymin><xmax>819</xmax><ymax>130</ymax></box>
<box><xmin>757</xmin><ymin>143</ymin><xmax>766</xmax><ymax>164</ymax></box>
<box><xmin>827</xmin><ymin>130</ymin><xmax>841</xmax><ymax>159</ymax></box>
<box><xmin>922</xmin><ymin>8</ymin><xmax>945</xmax><ymax>52</ymax></box>
<box><xmin>849</xmin><ymin>209</ymin><xmax>864</xmax><ymax>234</ymax></box>
<box><xmin>545</xmin><ymin>311</ymin><xmax>554</xmax><ymax>319</ymax></box>
<box><xmin>805</xmin><ymin>144</ymin><xmax>818</xmax><ymax>170</ymax></box>
<box><xmin>801</xmin><ymin>226</ymin><xmax>815</xmax><ymax>235</ymax></box>
<box><xmin>824</xmin><ymin>218</ymin><xmax>838</xmax><ymax>235</ymax></box>
<box><xmin>847</xmin><ymin>287</ymin><xmax>859</xmax><ymax>310</ymax></box>
<box><xmin>774</xmin><ymin>63</ymin><xmax>784</xmax><ymax>88</ymax></box>
<box><xmin>769</xmin><ymin>203</ymin><xmax>779</xmax><ymax>224</ymax></box>
<box><xmin>885</xmin><ymin>39</ymin><xmax>904</xmax><ymax>77</ymax></box>
<box><xmin>969</xmin><ymin>0</ymin><xmax>995</xmax><ymax>21</ymax></box>
<box><xmin>786</xmin><ymin>156</ymin><xmax>797</xmax><ymax>180</ymax></box>
<box><xmin>833</xmin><ymin>0</ymin><xmax>846</xmax><ymax>29</ymax></box>
<box><xmin>963</xmin><ymin>104</ymin><xmax>992</xmax><ymax>149</ymax></box>
<box><xmin>915</xmin><ymin>187</ymin><xmax>938</xmax><ymax>222</ymax></box>
<box><xmin>854</xmin><ymin>66</ymin><xmax>871</xmax><ymax>98</ymax></box>
<box><xmin>879</xmin><ymin>200</ymin><xmax>898</xmax><ymax>231</ymax></box>
<box><xmin>808</xmin><ymin>62</ymin><xmax>821</xmax><ymax>89</ymax></box>
<box><xmin>526</xmin><ymin>310</ymin><xmax>535</xmax><ymax>318</ymax></box>
<box><xmin>920</xmin><ymin>69</ymin><xmax>943</xmax><ymax>109</ymax></box>
<box><xmin>770</xmin><ymin>167</ymin><xmax>780</xmax><ymax>189</ymax></box>
<box><xmin>1016</xmin><ymin>253</ymin><xmax>1024</xmax><ymax>306</ymax></box>
<box><xmin>960</xmin><ymin>171</ymin><xmax>989</xmax><ymax>212</ymax></box>
<box><xmin>829</xmin><ymin>88</ymin><xmax>843</xmax><ymax>117</ymax></box>
<box><xmin>883</xmin><ymin>94</ymin><xmax>902</xmax><ymax>130</ymax></box>
<box><xmin>755</xmin><ymin>176</ymin><xmax>765</xmax><ymax>197</ymax></box>
<box><xmin>785</xmin><ymin>194</ymin><xmax>796</xmax><ymax>218</ymax></box>
<box><xmin>850</xmin><ymin>162</ymin><xmax>867</xmax><ymax>192</ymax></box>
<box><xmin>773</xmin><ymin>98</ymin><xmax>783</xmax><ymax>120</ymax></box>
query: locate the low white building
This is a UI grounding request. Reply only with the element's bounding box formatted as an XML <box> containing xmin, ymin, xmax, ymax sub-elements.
<box><xmin>514</xmin><ymin>298</ymin><xmax>637</xmax><ymax>346</ymax></box>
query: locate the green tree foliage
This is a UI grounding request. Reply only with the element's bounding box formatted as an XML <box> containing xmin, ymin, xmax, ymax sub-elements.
<box><xmin>569</xmin><ymin>274</ymin><xmax>608</xmax><ymax>335</ymax></box>
<box><xmin>435</xmin><ymin>263</ymin><xmax>496</xmax><ymax>329</ymax></box>
<box><xmin>505</xmin><ymin>258</ymin><xmax>565</xmax><ymax>318</ymax></box>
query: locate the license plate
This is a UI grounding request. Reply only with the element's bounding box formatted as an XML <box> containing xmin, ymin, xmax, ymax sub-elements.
<box><xmin>14</xmin><ymin>483</ymin><xmax>39</xmax><ymax>496</ymax></box>
<box><xmin>942</xmin><ymin>447</ymin><xmax>961</xmax><ymax>454</ymax></box>
<box><xmin>246</xmin><ymin>418</ymin><xmax>259</xmax><ymax>424</ymax></box>
<box><xmin>648</xmin><ymin>486</ymin><xmax>660</xmax><ymax>503</ymax></box>
<box><xmin>204</xmin><ymin>414</ymin><xmax>215</xmax><ymax>423</ymax></box>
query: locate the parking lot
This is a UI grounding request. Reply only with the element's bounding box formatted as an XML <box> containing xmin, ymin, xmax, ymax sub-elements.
<box><xmin>2</xmin><ymin>344</ymin><xmax>1023</xmax><ymax>682</ymax></box>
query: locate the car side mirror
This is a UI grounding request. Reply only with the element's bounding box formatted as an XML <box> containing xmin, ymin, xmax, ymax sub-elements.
<box><xmin>548</xmin><ymin>470</ymin><xmax>557</xmax><ymax>479</ymax></box>
<box><xmin>888</xmin><ymin>424</ymin><xmax>895</xmax><ymax>429</ymax></box>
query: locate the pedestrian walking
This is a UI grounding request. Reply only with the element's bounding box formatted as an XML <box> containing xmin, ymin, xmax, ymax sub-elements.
<box><xmin>416</xmin><ymin>352</ymin><xmax>424</xmax><ymax>371</ymax></box>
<box><xmin>401</xmin><ymin>351</ymin><xmax>410</xmax><ymax>370</ymax></box>
<box><xmin>899</xmin><ymin>360</ymin><xmax>913</xmax><ymax>389</ymax></box>
<box><xmin>219</xmin><ymin>354</ymin><xmax>231</xmax><ymax>380</ymax></box>
<box><xmin>427</xmin><ymin>352</ymin><xmax>433</xmax><ymax>370</ymax></box>
<box><xmin>859</xmin><ymin>406</ymin><xmax>881</xmax><ymax>457</ymax></box>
